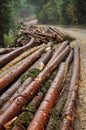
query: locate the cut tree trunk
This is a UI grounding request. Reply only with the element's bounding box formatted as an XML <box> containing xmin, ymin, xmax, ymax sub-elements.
<box><xmin>0</xmin><ymin>46</ymin><xmax>46</xmax><ymax>92</ymax></box>
<box><xmin>27</xmin><ymin>63</ymin><xmax>65</xmax><ymax>130</ymax></box>
<box><xmin>0</xmin><ymin>37</ymin><xmax>35</xmax><ymax>68</ymax></box>
<box><xmin>0</xmin><ymin>77</ymin><xmax>33</xmax><ymax>110</ymax></box>
<box><xmin>61</xmin><ymin>47</ymin><xmax>80</xmax><ymax>130</ymax></box>
<box><xmin>0</xmin><ymin>44</ymin><xmax>45</xmax><ymax>73</ymax></box>
<box><xmin>0</xmin><ymin>45</ymin><xmax>71</xmax><ymax>125</ymax></box>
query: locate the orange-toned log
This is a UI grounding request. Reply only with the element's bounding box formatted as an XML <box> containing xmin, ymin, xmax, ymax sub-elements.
<box><xmin>48</xmin><ymin>40</ymin><xmax>69</xmax><ymax>64</ymax></box>
<box><xmin>30</xmin><ymin>49</ymin><xmax>52</xmax><ymax>70</ymax></box>
<box><xmin>61</xmin><ymin>47</ymin><xmax>80</xmax><ymax>130</ymax></box>
<box><xmin>12</xmin><ymin>92</ymin><xmax>43</xmax><ymax>130</ymax></box>
<box><xmin>0</xmin><ymin>37</ymin><xmax>35</xmax><ymax>68</ymax></box>
<box><xmin>0</xmin><ymin>77</ymin><xmax>33</xmax><ymax>110</ymax></box>
<box><xmin>27</xmin><ymin>63</ymin><xmax>65</xmax><ymax>130</ymax></box>
<box><xmin>0</xmin><ymin>123</ymin><xmax>5</xmax><ymax>130</ymax></box>
<box><xmin>12</xmin><ymin>124</ymin><xmax>26</xmax><ymax>130</ymax></box>
<box><xmin>0</xmin><ymin>45</ymin><xmax>71</xmax><ymax>124</ymax></box>
<box><xmin>0</xmin><ymin>47</ymin><xmax>46</xmax><ymax>92</ymax></box>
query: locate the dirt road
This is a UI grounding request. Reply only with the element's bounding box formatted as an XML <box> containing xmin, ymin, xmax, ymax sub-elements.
<box><xmin>59</xmin><ymin>27</ymin><xmax>86</xmax><ymax>130</ymax></box>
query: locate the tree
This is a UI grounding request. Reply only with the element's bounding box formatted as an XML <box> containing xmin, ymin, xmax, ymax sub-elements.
<box><xmin>28</xmin><ymin>0</ymin><xmax>86</xmax><ymax>25</ymax></box>
<box><xmin>0</xmin><ymin>0</ymin><xmax>16</xmax><ymax>47</ymax></box>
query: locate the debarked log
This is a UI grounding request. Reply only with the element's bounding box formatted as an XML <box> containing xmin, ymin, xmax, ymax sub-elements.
<box><xmin>27</xmin><ymin>63</ymin><xmax>65</xmax><ymax>130</ymax></box>
<box><xmin>0</xmin><ymin>37</ymin><xmax>35</xmax><ymax>68</ymax></box>
<box><xmin>0</xmin><ymin>46</ymin><xmax>46</xmax><ymax>92</ymax></box>
<box><xmin>0</xmin><ymin>45</ymin><xmax>71</xmax><ymax>124</ymax></box>
<box><xmin>61</xmin><ymin>47</ymin><xmax>80</xmax><ymax>130</ymax></box>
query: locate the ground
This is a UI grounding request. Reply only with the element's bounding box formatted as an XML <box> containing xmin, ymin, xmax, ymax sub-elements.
<box><xmin>58</xmin><ymin>27</ymin><xmax>86</xmax><ymax>130</ymax></box>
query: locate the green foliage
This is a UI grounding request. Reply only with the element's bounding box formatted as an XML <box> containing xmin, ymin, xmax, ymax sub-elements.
<box><xmin>13</xmin><ymin>104</ymin><xmax>36</xmax><ymax>128</ymax></box>
<box><xmin>41</xmin><ymin>70</ymin><xmax>57</xmax><ymax>94</ymax></box>
<box><xmin>4</xmin><ymin>33</ymin><xmax>15</xmax><ymax>47</ymax></box>
<box><xmin>0</xmin><ymin>0</ymin><xmax>19</xmax><ymax>47</ymax></box>
<box><xmin>20</xmin><ymin>68</ymin><xmax>40</xmax><ymax>83</ymax></box>
<box><xmin>28</xmin><ymin>0</ymin><xmax>86</xmax><ymax>25</ymax></box>
<box><xmin>17</xmin><ymin>0</ymin><xmax>35</xmax><ymax>18</ymax></box>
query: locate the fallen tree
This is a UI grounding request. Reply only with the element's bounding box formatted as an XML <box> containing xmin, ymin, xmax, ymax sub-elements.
<box><xmin>0</xmin><ymin>46</ymin><xmax>46</xmax><ymax>92</ymax></box>
<box><xmin>0</xmin><ymin>44</ymin><xmax>45</xmax><ymax>73</ymax></box>
<box><xmin>0</xmin><ymin>45</ymin><xmax>71</xmax><ymax>124</ymax></box>
<box><xmin>0</xmin><ymin>37</ymin><xmax>35</xmax><ymax>68</ymax></box>
<box><xmin>61</xmin><ymin>47</ymin><xmax>80</xmax><ymax>130</ymax></box>
<box><xmin>27</xmin><ymin>49</ymin><xmax>73</xmax><ymax>130</ymax></box>
<box><xmin>27</xmin><ymin>63</ymin><xmax>65</xmax><ymax>130</ymax></box>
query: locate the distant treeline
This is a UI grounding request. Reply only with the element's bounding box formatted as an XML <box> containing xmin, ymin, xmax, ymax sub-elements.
<box><xmin>28</xmin><ymin>0</ymin><xmax>86</xmax><ymax>25</ymax></box>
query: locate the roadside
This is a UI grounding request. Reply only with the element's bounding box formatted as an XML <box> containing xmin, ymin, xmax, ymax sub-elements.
<box><xmin>58</xmin><ymin>27</ymin><xmax>86</xmax><ymax>130</ymax></box>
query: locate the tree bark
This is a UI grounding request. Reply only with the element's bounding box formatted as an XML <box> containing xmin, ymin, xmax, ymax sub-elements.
<box><xmin>0</xmin><ymin>45</ymin><xmax>71</xmax><ymax>125</ymax></box>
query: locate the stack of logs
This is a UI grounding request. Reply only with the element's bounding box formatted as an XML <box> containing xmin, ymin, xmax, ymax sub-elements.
<box><xmin>15</xmin><ymin>25</ymin><xmax>73</xmax><ymax>47</ymax></box>
<box><xmin>0</xmin><ymin>27</ymin><xmax>80</xmax><ymax>130</ymax></box>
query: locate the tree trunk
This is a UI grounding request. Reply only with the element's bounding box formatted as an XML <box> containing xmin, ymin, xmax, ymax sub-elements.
<box><xmin>0</xmin><ymin>33</ymin><xmax>5</xmax><ymax>48</ymax></box>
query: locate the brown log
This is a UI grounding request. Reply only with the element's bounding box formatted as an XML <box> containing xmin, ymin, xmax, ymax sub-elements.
<box><xmin>49</xmin><ymin>26</ymin><xmax>63</xmax><ymax>41</ymax></box>
<box><xmin>48</xmin><ymin>40</ymin><xmax>69</xmax><ymax>64</ymax></box>
<box><xmin>27</xmin><ymin>63</ymin><xmax>65</xmax><ymax>130</ymax></box>
<box><xmin>0</xmin><ymin>37</ymin><xmax>35</xmax><ymax>68</ymax></box>
<box><xmin>61</xmin><ymin>47</ymin><xmax>80</xmax><ymax>130</ymax></box>
<box><xmin>0</xmin><ymin>123</ymin><xmax>5</xmax><ymax>130</ymax></box>
<box><xmin>0</xmin><ymin>45</ymin><xmax>71</xmax><ymax>124</ymax></box>
<box><xmin>46</xmin><ymin>50</ymin><xmax>73</xmax><ymax>130</ymax></box>
<box><xmin>0</xmin><ymin>47</ymin><xmax>51</xmax><ymax>108</ymax></box>
<box><xmin>12</xmin><ymin>92</ymin><xmax>43</xmax><ymax>130</ymax></box>
<box><xmin>0</xmin><ymin>44</ymin><xmax>45</xmax><ymax>73</ymax></box>
<box><xmin>0</xmin><ymin>48</ymin><xmax>16</xmax><ymax>55</ymax></box>
<box><xmin>30</xmin><ymin>49</ymin><xmax>52</xmax><ymax>70</ymax></box>
<box><xmin>47</xmin><ymin>41</ymin><xmax>54</xmax><ymax>48</ymax></box>
<box><xmin>0</xmin><ymin>77</ymin><xmax>33</xmax><ymax>110</ymax></box>
<box><xmin>0</xmin><ymin>80</ymin><xmax>21</xmax><ymax>108</ymax></box>
<box><xmin>0</xmin><ymin>46</ymin><xmax>46</xmax><ymax>92</ymax></box>
<box><xmin>12</xmin><ymin>124</ymin><xmax>26</xmax><ymax>130</ymax></box>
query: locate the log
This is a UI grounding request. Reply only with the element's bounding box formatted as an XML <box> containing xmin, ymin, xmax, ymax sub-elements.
<box><xmin>46</xmin><ymin>50</ymin><xmax>73</xmax><ymax>130</ymax></box>
<box><xmin>0</xmin><ymin>44</ymin><xmax>45</xmax><ymax>73</ymax></box>
<box><xmin>47</xmin><ymin>41</ymin><xmax>54</xmax><ymax>48</ymax></box>
<box><xmin>48</xmin><ymin>40</ymin><xmax>69</xmax><ymax>64</ymax></box>
<box><xmin>11</xmin><ymin>92</ymin><xmax>43</xmax><ymax>130</ymax></box>
<box><xmin>61</xmin><ymin>47</ymin><xmax>80</xmax><ymax>130</ymax></box>
<box><xmin>0</xmin><ymin>46</ymin><xmax>46</xmax><ymax>92</ymax></box>
<box><xmin>49</xmin><ymin>26</ymin><xmax>63</xmax><ymax>41</ymax></box>
<box><xmin>30</xmin><ymin>49</ymin><xmax>52</xmax><ymax>70</ymax></box>
<box><xmin>0</xmin><ymin>48</ymin><xmax>16</xmax><ymax>55</ymax></box>
<box><xmin>0</xmin><ymin>123</ymin><xmax>5</xmax><ymax>130</ymax></box>
<box><xmin>27</xmin><ymin>63</ymin><xmax>65</xmax><ymax>130</ymax></box>
<box><xmin>12</xmin><ymin>124</ymin><xmax>26</xmax><ymax>130</ymax></box>
<box><xmin>0</xmin><ymin>47</ymin><xmax>51</xmax><ymax>109</ymax></box>
<box><xmin>0</xmin><ymin>77</ymin><xmax>33</xmax><ymax>110</ymax></box>
<box><xmin>0</xmin><ymin>37</ymin><xmax>35</xmax><ymax>68</ymax></box>
<box><xmin>0</xmin><ymin>45</ymin><xmax>71</xmax><ymax>124</ymax></box>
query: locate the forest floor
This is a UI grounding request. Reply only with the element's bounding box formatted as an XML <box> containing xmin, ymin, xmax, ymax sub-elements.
<box><xmin>58</xmin><ymin>27</ymin><xmax>86</xmax><ymax>130</ymax></box>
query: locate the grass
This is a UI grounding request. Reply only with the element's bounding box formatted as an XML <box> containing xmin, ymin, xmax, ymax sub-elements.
<box><xmin>4</xmin><ymin>33</ymin><xmax>15</xmax><ymax>47</ymax></box>
<box><xmin>20</xmin><ymin>68</ymin><xmax>41</xmax><ymax>83</ymax></box>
